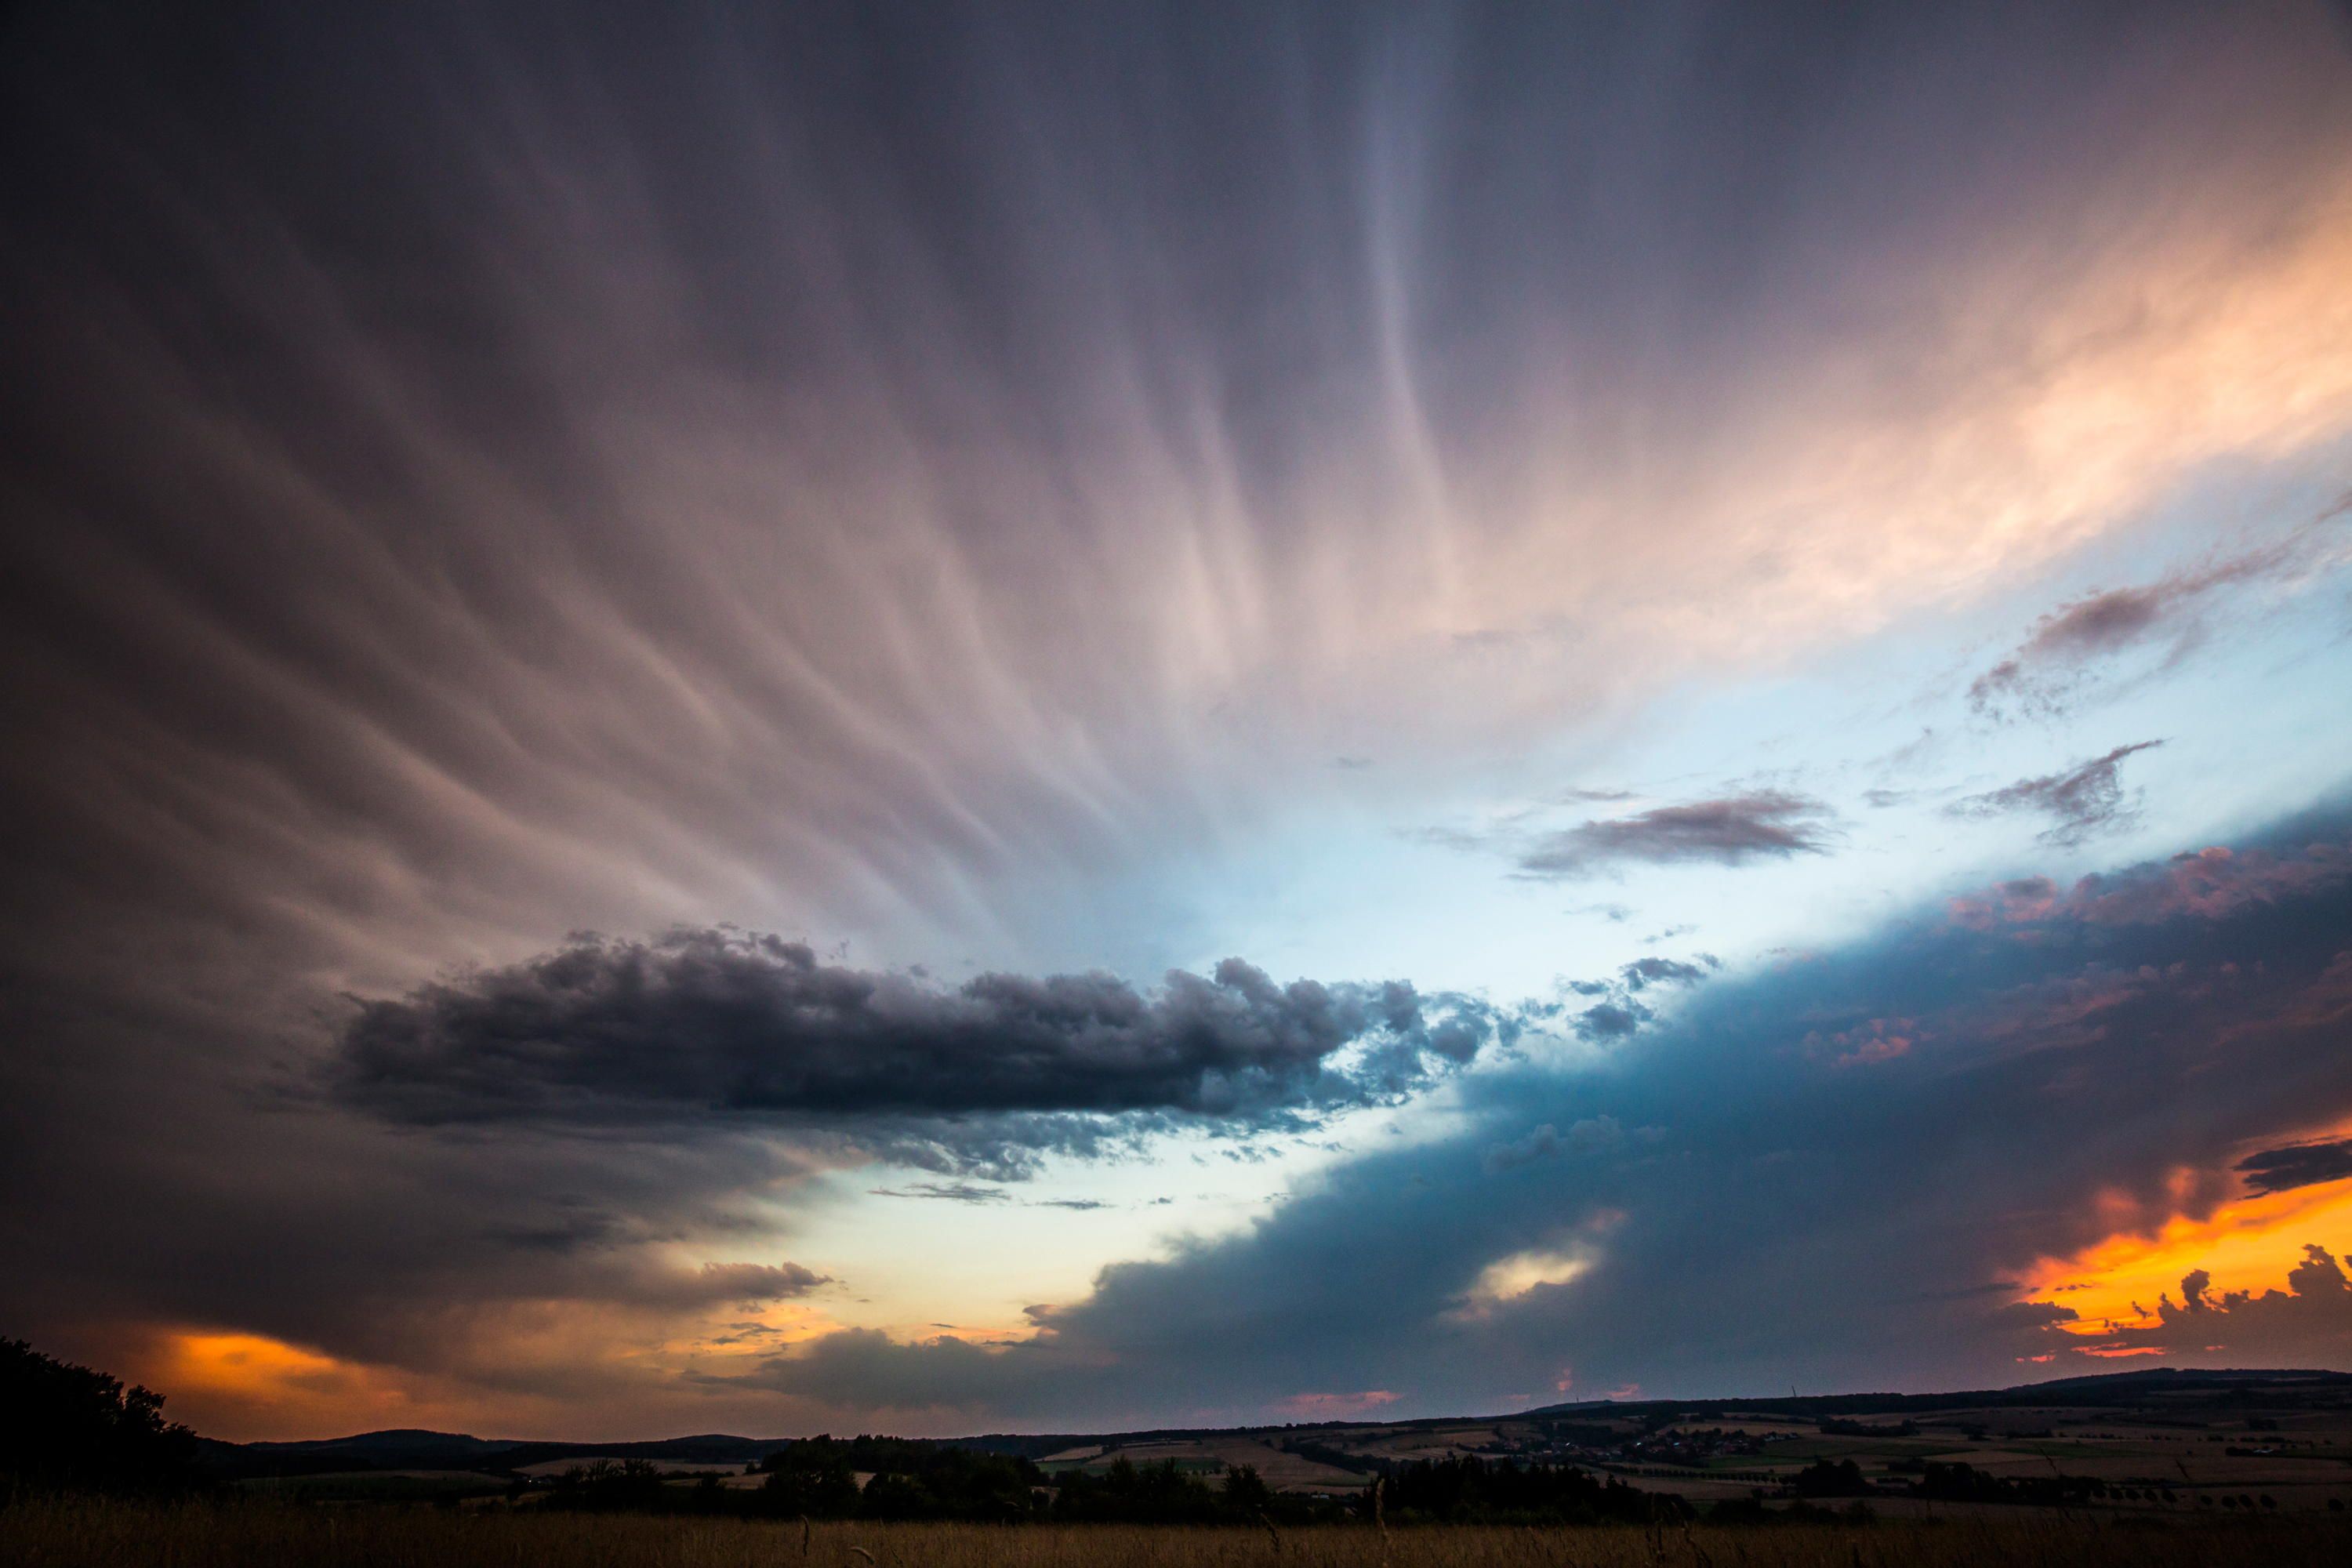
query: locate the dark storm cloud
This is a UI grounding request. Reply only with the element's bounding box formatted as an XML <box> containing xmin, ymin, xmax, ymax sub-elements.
<box><xmin>727</xmin><ymin>805</ymin><xmax>2352</xmax><ymax>1423</ymax></box>
<box><xmin>1970</xmin><ymin>518</ymin><xmax>2348</xmax><ymax>720</ymax></box>
<box><xmin>1948</xmin><ymin>741</ymin><xmax>2165</xmax><ymax>845</ymax></box>
<box><xmin>1481</xmin><ymin>1117</ymin><xmax>1626</xmax><ymax>1174</ymax></box>
<box><xmin>1517</xmin><ymin>792</ymin><xmax>1834</xmax><ymax>879</ymax></box>
<box><xmin>334</xmin><ymin>928</ymin><xmax>1509</xmax><ymax>1133</ymax></box>
<box><xmin>2236</xmin><ymin>1139</ymin><xmax>2352</xmax><ymax>1196</ymax></box>
<box><xmin>1947</xmin><ymin>840</ymin><xmax>2352</xmax><ymax>929</ymax></box>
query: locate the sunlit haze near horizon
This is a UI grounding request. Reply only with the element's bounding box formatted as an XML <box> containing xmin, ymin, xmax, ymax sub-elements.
<box><xmin>5</xmin><ymin>1</ymin><xmax>2352</xmax><ymax>1443</ymax></box>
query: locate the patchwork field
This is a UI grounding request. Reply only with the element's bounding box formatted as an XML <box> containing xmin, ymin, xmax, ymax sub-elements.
<box><xmin>183</xmin><ymin>1368</ymin><xmax>2352</xmax><ymax>1527</ymax></box>
<box><xmin>1001</xmin><ymin>1386</ymin><xmax>2352</xmax><ymax>1515</ymax></box>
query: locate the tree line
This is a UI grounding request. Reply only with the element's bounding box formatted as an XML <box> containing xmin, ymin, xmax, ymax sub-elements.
<box><xmin>547</xmin><ymin>1446</ymin><xmax>1691</xmax><ymax>1526</ymax></box>
<box><xmin>1</xmin><ymin>1338</ymin><xmax>200</xmax><ymax>1497</ymax></box>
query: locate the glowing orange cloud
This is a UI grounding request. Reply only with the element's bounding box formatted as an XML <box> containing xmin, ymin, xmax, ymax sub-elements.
<box><xmin>140</xmin><ymin>1300</ymin><xmax>861</xmax><ymax>1443</ymax></box>
<box><xmin>145</xmin><ymin>1330</ymin><xmax>423</xmax><ymax>1439</ymax></box>
<box><xmin>2020</xmin><ymin>1159</ymin><xmax>2352</xmax><ymax>1336</ymax></box>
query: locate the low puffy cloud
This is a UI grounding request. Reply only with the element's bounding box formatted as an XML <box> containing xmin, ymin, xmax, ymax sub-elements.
<box><xmin>2236</xmin><ymin>1139</ymin><xmax>2352</xmax><ymax>1196</ymax></box>
<box><xmin>633</xmin><ymin>1261</ymin><xmax>831</xmax><ymax>1308</ymax></box>
<box><xmin>335</xmin><ymin>930</ymin><xmax>1509</xmax><ymax>1145</ymax></box>
<box><xmin>1573</xmin><ymin>1002</ymin><xmax>1649</xmax><ymax>1040</ymax></box>
<box><xmin>1620</xmin><ymin>956</ymin><xmax>1716</xmax><ymax>991</ymax></box>
<box><xmin>1554</xmin><ymin>955</ymin><xmax>1718</xmax><ymax>1041</ymax></box>
<box><xmin>1948</xmin><ymin>740</ymin><xmax>2164</xmax><ymax>844</ymax></box>
<box><xmin>1517</xmin><ymin>792</ymin><xmax>1835</xmax><ymax>879</ymax></box>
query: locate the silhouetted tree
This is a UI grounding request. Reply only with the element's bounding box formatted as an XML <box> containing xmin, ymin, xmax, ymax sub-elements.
<box><xmin>1375</xmin><ymin>1455</ymin><xmax>1685</xmax><ymax>1524</ymax></box>
<box><xmin>1908</xmin><ymin>1461</ymin><xmax>2096</xmax><ymax>1508</ymax></box>
<box><xmin>1790</xmin><ymin>1459</ymin><xmax>1868</xmax><ymax>1498</ymax></box>
<box><xmin>1054</xmin><ymin>1455</ymin><xmax>1222</xmax><ymax>1523</ymax></box>
<box><xmin>549</xmin><ymin>1458</ymin><xmax>668</xmax><ymax>1510</ymax></box>
<box><xmin>0</xmin><ymin>1338</ymin><xmax>198</xmax><ymax>1495</ymax></box>
<box><xmin>1221</xmin><ymin>1464</ymin><xmax>1272</xmax><ymax>1512</ymax></box>
<box><xmin>752</xmin><ymin>1434</ymin><xmax>1043</xmax><ymax>1521</ymax></box>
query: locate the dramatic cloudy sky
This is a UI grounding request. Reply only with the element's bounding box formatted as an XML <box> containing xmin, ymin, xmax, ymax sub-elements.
<box><xmin>5</xmin><ymin>0</ymin><xmax>2352</xmax><ymax>1442</ymax></box>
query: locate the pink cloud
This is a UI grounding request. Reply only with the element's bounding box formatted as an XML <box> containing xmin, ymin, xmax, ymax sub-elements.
<box><xmin>1274</xmin><ymin>1389</ymin><xmax>1401</xmax><ymax>1419</ymax></box>
<box><xmin>1950</xmin><ymin>842</ymin><xmax>2352</xmax><ymax>931</ymax></box>
<box><xmin>1806</xmin><ymin>1017</ymin><xmax>1920</xmax><ymax>1068</ymax></box>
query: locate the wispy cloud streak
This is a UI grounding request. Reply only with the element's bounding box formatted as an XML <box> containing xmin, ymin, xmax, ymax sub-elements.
<box><xmin>1517</xmin><ymin>792</ymin><xmax>1834</xmax><ymax>879</ymax></box>
<box><xmin>1949</xmin><ymin>742</ymin><xmax>2165</xmax><ymax>845</ymax></box>
<box><xmin>1971</xmin><ymin>516</ymin><xmax>2352</xmax><ymax>719</ymax></box>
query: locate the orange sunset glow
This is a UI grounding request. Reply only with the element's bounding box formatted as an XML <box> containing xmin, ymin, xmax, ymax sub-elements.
<box><xmin>143</xmin><ymin>1331</ymin><xmax>419</xmax><ymax>1439</ymax></box>
<box><xmin>2026</xmin><ymin>1178</ymin><xmax>2352</xmax><ymax>1343</ymax></box>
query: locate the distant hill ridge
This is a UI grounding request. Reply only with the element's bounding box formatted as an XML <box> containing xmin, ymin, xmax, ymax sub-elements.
<box><xmin>1518</xmin><ymin>1366</ymin><xmax>2352</xmax><ymax>1418</ymax></box>
<box><xmin>201</xmin><ymin>1366</ymin><xmax>2352</xmax><ymax>1480</ymax></box>
<box><xmin>244</xmin><ymin>1428</ymin><xmax>519</xmax><ymax>1453</ymax></box>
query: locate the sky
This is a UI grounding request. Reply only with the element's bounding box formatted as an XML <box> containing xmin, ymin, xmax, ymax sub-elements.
<box><xmin>3</xmin><ymin>0</ymin><xmax>2352</xmax><ymax>1443</ymax></box>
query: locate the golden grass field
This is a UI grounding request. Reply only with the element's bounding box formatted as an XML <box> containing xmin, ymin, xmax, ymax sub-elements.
<box><xmin>5</xmin><ymin>1501</ymin><xmax>2351</xmax><ymax>1568</ymax></box>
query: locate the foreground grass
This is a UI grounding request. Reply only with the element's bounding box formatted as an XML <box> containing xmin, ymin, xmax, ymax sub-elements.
<box><xmin>4</xmin><ymin>1501</ymin><xmax>2350</xmax><ymax>1568</ymax></box>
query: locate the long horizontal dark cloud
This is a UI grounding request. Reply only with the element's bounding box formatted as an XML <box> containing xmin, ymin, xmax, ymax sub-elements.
<box><xmin>2237</xmin><ymin>1139</ymin><xmax>2352</xmax><ymax>1196</ymax></box>
<box><xmin>636</xmin><ymin>1261</ymin><xmax>831</xmax><ymax>1308</ymax></box>
<box><xmin>869</xmin><ymin>1182</ymin><xmax>1009</xmax><ymax>1205</ymax></box>
<box><xmin>1516</xmin><ymin>791</ymin><xmax>1834</xmax><ymax>879</ymax></box>
<box><xmin>334</xmin><ymin>930</ymin><xmax>1508</xmax><ymax>1133</ymax></box>
<box><xmin>1948</xmin><ymin>740</ymin><xmax>2164</xmax><ymax>844</ymax></box>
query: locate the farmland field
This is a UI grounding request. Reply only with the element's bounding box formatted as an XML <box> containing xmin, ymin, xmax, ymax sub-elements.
<box><xmin>4</xmin><ymin>1501</ymin><xmax>2350</xmax><ymax>1568</ymax></box>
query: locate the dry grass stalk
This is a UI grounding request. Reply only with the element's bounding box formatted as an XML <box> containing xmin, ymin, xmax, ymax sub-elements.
<box><xmin>0</xmin><ymin>1499</ymin><xmax>2347</xmax><ymax>1568</ymax></box>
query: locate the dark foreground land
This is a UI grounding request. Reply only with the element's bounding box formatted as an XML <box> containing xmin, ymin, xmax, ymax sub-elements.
<box><xmin>191</xmin><ymin>1365</ymin><xmax>2352</xmax><ymax>1520</ymax></box>
<box><xmin>5</xmin><ymin>1502</ymin><xmax>2352</xmax><ymax>1568</ymax></box>
<box><xmin>14</xmin><ymin>1338</ymin><xmax>2352</xmax><ymax>1563</ymax></box>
